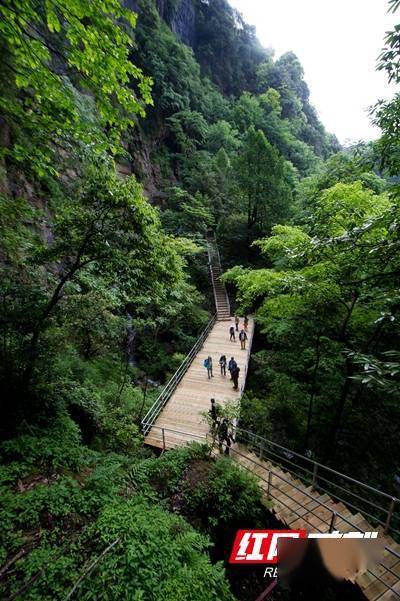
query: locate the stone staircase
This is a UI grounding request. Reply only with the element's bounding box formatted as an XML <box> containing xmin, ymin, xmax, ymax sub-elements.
<box><xmin>233</xmin><ymin>446</ymin><xmax>400</xmax><ymax>601</ymax></box>
<box><xmin>207</xmin><ymin>234</ymin><xmax>231</xmax><ymax>320</ymax></box>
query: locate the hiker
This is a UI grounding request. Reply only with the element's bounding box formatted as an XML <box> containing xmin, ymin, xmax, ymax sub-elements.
<box><xmin>239</xmin><ymin>328</ymin><xmax>248</xmax><ymax>350</ymax></box>
<box><xmin>209</xmin><ymin>398</ymin><xmax>220</xmax><ymax>436</ymax></box>
<box><xmin>219</xmin><ymin>354</ymin><xmax>227</xmax><ymax>376</ymax></box>
<box><xmin>209</xmin><ymin>398</ymin><xmax>218</xmax><ymax>423</ymax></box>
<box><xmin>218</xmin><ymin>418</ymin><xmax>233</xmax><ymax>455</ymax></box>
<box><xmin>232</xmin><ymin>365</ymin><xmax>240</xmax><ymax>390</ymax></box>
<box><xmin>204</xmin><ymin>355</ymin><xmax>213</xmax><ymax>379</ymax></box>
<box><xmin>229</xmin><ymin>325</ymin><xmax>236</xmax><ymax>342</ymax></box>
<box><xmin>244</xmin><ymin>315</ymin><xmax>249</xmax><ymax>331</ymax></box>
<box><xmin>228</xmin><ymin>357</ymin><xmax>237</xmax><ymax>380</ymax></box>
<box><xmin>235</xmin><ymin>315</ymin><xmax>240</xmax><ymax>331</ymax></box>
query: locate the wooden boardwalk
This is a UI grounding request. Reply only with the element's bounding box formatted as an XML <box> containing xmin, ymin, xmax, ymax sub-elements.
<box><xmin>143</xmin><ymin>231</ymin><xmax>400</xmax><ymax>599</ymax></box>
<box><xmin>146</xmin><ymin>317</ymin><xmax>254</xmax><ymax>449</ymax></box>
<box><xmin>144</xmin><ymin>314</ymin><xmax>400</xmax><ymax>599</ymax></box>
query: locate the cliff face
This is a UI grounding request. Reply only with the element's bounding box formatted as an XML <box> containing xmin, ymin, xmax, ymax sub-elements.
<box><xmin>125</xmin><ymin>0</ymin><xmax>266</xmax><ymax>97</ymax></box>
<box><xmin>156</xmin><ymin>0</ymin><xmax>196</xmax><ymax>47</ymax></box>
<box><xmin>125</xmin><ymin>0</ymin><xmax>196</xmax><ymax>47</ymax></box>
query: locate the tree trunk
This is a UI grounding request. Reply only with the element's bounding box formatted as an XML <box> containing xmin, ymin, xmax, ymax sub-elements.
<box><xmin>324</xmin><ymin>357</ymin><xmax>353</xmax><ymax>461</ymax></box>
<box><xmin>304</xmin><ymin>332</ymin><xmax>322</xmax><ymax>452</ymax></box>
<box><xmin>323</xmin><ymin>291</ymin><xmax>358</xmax><ymax>460</ymax></box>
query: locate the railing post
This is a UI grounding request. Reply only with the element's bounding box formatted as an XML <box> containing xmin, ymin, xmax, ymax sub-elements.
<box><xmin>267</xmin><ymin>471</ymin><xmax>272</xmax><ymax>501</ymax></box>
<box><xmin>329</xmin><ymin>512</ymin><xmax>337</xmax><ymax>533</ymax></box>
<box><xmin>259</xmin><ymin>441</ymin><xmax>263</xmax><ymax>460</ymax></box>
<box><xmin>162</xmin><ymin>428</ymin><xmax>166</xmax><ymax>452</ymax></box>
<box><xmin>384</xmin><ymin>497</ymin><xmax>396</xmax><ymax>534</ymax></box>
<box><xmin>312</xmin><ymin>462</ymin><xmax>318</xmax><ymax>491</ymax></box>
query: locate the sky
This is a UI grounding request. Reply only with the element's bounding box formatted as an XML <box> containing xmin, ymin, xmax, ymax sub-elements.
<box><xmin>228</xmin><ymin>0</ymin><xmax>398</xmax><ymax>145</ymax></box>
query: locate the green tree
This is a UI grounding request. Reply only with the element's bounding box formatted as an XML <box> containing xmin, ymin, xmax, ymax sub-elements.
<box><xmin>0</xmin><ymin>162</ymin><xmax>190</xmax><ymax>427</ymax></box>
<box><xmin>225</xmin><ymin>182</ymin><xmax>400</xmax><ymax>481</ymax></box>
<box><xmin>373</xmin><ymin>0</ymin><xmax>400</xmax><ymax>177</ymax></box>
<box><xmin>235</xmin><ymin>128</ymin><xmax>292</xmax><ymax>242</ymax></box>
<box><xmin>0</xmin><ymin>0</ymin><xmax>152</xmax><ymax>178</ymax></box>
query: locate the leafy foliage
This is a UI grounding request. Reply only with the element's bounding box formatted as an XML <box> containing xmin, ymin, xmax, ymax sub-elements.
<box><xmin>2</xmin><ymin>0</ymin><xmax>400</xmax><ymax>598</ymax></box>
<box><xmin>0</xmin><ymin>433</ymin><xmax>268</xmax><ymax>600</ymax></box>
<box><xmin>0</xmin><ymin>0</ymin><xmax>153</xmax><ymax>177</ymax></box>
<box><xmin>226</xmin><ymin>180</ymin><xmax>400</xmax><ymax>483</ymax></box>
<box><xmin>235</xmin><ymin>127</ymin><xmax>293</xmax><ymax>239</ymax></box>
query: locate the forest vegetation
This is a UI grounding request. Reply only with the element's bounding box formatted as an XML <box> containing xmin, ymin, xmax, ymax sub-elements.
<box><xmin>0</xmin><ymin>0</ymin><xmax>399</xmax><ymax>598</ymax></box>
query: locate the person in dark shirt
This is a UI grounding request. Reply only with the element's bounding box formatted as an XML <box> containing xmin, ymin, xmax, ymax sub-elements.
<box><xmin>218</xmin><ymin>418</ymin><xmax>233</xmax><ymax>455</ymax></box>
<box><xmin>219</xmin><ymin>354</ymin><xmax>227</xmax><ymax>376</ymax></box>
<box><xmin>209</xmin><ymin>398</ymin><xmax>217</xmax><ymax>422</ymax></box>
<box><xmin>239</xmin><ymin>328</ymin><xmax>248</xmax><ymax>350</ymax></box>
<box><xmin>204</xmin><ymin>355</ymin><xmax>213</xmax><ymax>379</ymax></box>
<box><xmin>232</xmin><ymin>365</ymin><xmax>240</xmax><ymax>390</ymax></box>
<box><xmin>228</xmin><ymin>357</ymin><xmax>237</xmax><ymax>380</ymax></box>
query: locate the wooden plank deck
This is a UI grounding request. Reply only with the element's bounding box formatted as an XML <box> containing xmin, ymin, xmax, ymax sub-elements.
<box><xmin>145</xmin><ymin>316</ymin><xmax>254</xmax><ymax>449</ymax></box>
<box><xmin>143</xmin><ymin>313</ymin><xmax>400</xmax><ymax>600</ymax></box>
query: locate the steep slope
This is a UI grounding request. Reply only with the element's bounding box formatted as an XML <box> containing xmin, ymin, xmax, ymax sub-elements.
<box><xmin>126</xmin><ymin>0</ymin><xmax>339</xmax><ymax>201</ymax></box>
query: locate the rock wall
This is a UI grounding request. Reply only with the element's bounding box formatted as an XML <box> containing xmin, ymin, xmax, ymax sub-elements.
<box><xmin>125</xmin><ymin>0</ymin><xmax>196</xmax><ymax>48</ymax></box>
<box><xmin>157</xmin><ymin>0</ymin><xmax>196</xmax><ymax>47</ymax></box>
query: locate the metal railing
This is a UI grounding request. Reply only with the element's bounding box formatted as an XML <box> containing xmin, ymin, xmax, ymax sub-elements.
<box><xmin>235</xmin><ymin>427</ymin><xmax>400</xmax><ymax>538</ymax></box>
<box><xmin>142</xmin><ymin>424</ymin><xmax>400</xmax><ymax>599</ymax></box>
<box><xmin>229</xmin><ymin>442</ymin><xmax>400</xmax><ymax>600</ymax></box>
<box><xmin>207</xmin><ymin>233</ymin><xmax>230</xmax><ymax>317</ymax></box>
<box><xmin>214</xmin><ymin>235</ymin><xmax>231</xmax><ymax>316</ymax></box>
<box><xmin>141</xmin><ymin>313</ymin><xmax>217</xmax><ymax>435</ymax></box>
<box><xmin>240</xmin><ymin>319</ymin><xmax>255</xmax><ymax>394</ymax></box>
<box><xmin>140</xmin><ymin>423</ymin><xmax>208</xmax><ymax>450</ymax></box>
<box><xmin>207</xmin><ymin>248</ymin><xmax>220</xmax><ymax>315</ymax></box>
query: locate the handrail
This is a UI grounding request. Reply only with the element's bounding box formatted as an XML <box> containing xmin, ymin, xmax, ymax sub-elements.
<box><xmin>228</xmin><ymin>444</ymin><xmax>400</xmax><ymax>599</ymax></box>
<box><xmin>240</xmin><ymin>319</ymin><xmax>255</xmax><ymax>394</ymax></box>
<box><xmin>207</xmin><ymin>233</ymin><xmax>230</xmax><ymax>317</ymax></box>
<box><xmin>235</xmin><ymin>427</ymin><xmax>399</xmax><ymax>536</ymax></box>
<box><xmin>144</xmin><ymin>423</ymin><xmax>400</xmax><ymax>599</ymax></box>
<box><xmin>141</xmin><ymin>313</ymin><xmax>217</xmax><ymax>435</ymax></box>
<box><xmin>237</xmin><ymin>427</ymin><xmax>398</xmax><ymax>501</ymax></box>
<box><xmin>213</xmin><ymin>233</ymin><xmax>231</xmax><ymax>316</ymax></box>
<box><xmin>207</xmin><ymin>247</ymin><xmax>220</xmax><ymax>314</ymax></box>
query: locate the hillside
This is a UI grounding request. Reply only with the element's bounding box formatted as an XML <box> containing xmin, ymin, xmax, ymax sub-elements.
<box><xmin>125</xmin><ymin>0</ymin><xmax>340</xmax><ymax>200</ymax></box>
<box><xmin>0</xmin><ymin>0</ymin><xmax>399</xmax><ymax>599</ymax></box>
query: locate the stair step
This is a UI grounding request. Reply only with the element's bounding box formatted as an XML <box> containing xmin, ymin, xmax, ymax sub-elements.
<box><xmin>231</xmin><ymin>440</ymin><xmax>400</xmax><ymax>600</ymax></box>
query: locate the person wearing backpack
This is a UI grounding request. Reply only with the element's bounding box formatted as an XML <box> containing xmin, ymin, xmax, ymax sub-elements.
<box><xmin>232</xmin><ymin>365</ymin><xmax>240</xmax><ymax>390</ymax></box>
<box><xmin>228</xmin><ymin>357</ymin><xmax>237</xmax><ymax>380</ymax></box>
<box><xmin>219</xmin><ymin>354</ymin><xmax>227</xmax><ymax>376</ymax></box>
<box><xmin>234</xmin><ymin>315</ymin><xmax>240</xmax><ymax>331</ymax></box>
<box><xmin>239</xmin><ymin>328</ymin><xmax>248</xmax><ymax>350</ymax></box>
<box><xmin>229</xmin><ymin>325</ymin><xmax>236</xmax><ymax>342</ymax></box>
<box><xmin>204</xmin><ymin>355</ymin><xmax>213</xmax><ymax>379</ymax></box>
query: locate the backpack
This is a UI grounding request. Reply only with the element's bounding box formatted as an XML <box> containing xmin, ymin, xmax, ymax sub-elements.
<box><xmin>203</xmin><ymin>358</ymin><xmax>209</xmax><ymax>368</ymax></box>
